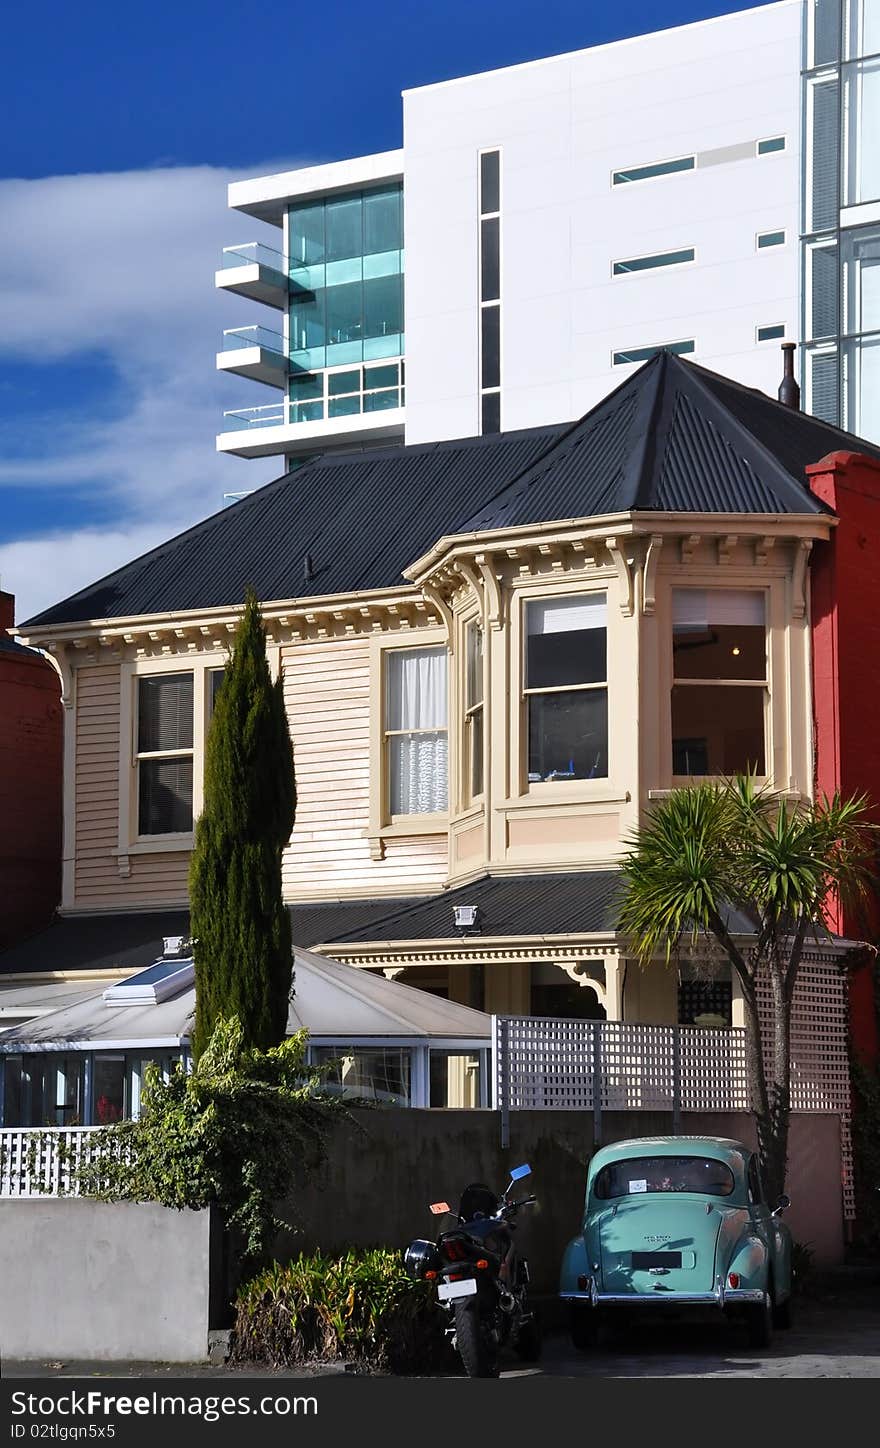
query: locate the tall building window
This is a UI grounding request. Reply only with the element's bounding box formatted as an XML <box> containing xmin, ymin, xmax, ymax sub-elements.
<box><xmin>465</xmin><ymin>622</ymin><xmax>484</xmax><ymax>801</ymax></box>
<box><xmin>524</xmin><ymin>595</ymin><xmax>608</xmax><ymax>784</ymax></box>
<box><xmin>288</xmin><ymin>185</ymin><xmax>404</xmax><ymax>392</ymax></box>
<box><xmin>136</xmin><ymin>674</ymin><xmax>194</xmax><ymax>835</ymax></box>
<box><xmin>385</xmin><ymin>647</ymin><xmax>448</xmax><ymax>816</ymax></box>
<box><xmin>479</xmin><ymin>150</ymin><xmax>501</xmax><ymax>435</ymax></box>
<box><xmin>671</xmin><ymin>591</ymin><xmax>767</xmax><ymax>777</ymax></box>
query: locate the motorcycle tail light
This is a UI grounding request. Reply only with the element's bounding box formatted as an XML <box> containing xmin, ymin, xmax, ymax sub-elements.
<box><xmin>425</xmin><ymin>1271</ymin><xmax>437</xmax><ymax>1280</ymax></box>
<box><xmin>476</xmin><ymin>1259</ymin><xmax>489</xmax><ymax>1270</ymax></box>
<box><xmin>448</xmin><ymin>1274</ymin><xmax>463</xmax><ymax>1282</ymax></box>
<box><xmin>728</xmin><ymin>1272</ymin><xmax>740</xmax><ymax>1289</ymax></box>
<box><xmin>445</xmin><ymin>1240</ymin><xmax>464</xmax><ymax>1260</ymax></box>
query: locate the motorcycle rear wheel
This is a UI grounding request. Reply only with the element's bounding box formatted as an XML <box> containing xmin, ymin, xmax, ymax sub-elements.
<box><xmin>453</xmin><ymin>1298</ymin><xmax>500</xmax><ymax>1378</ymax></box>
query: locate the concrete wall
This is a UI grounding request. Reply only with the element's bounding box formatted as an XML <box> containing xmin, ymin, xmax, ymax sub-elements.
<box><xmin>279</xmin><ymin>1108</ymin><xmax>844</xmax><ymax>1296</ymax></box>
<box><xmin>0</xmin><ymin>1201</ymin><xmax>213</xmax><ymax>1362</ymax></box>
<box><xmin>403</xmin><ymin>0</ymin><xmax>801</xmax><ymax>444</ymax></box>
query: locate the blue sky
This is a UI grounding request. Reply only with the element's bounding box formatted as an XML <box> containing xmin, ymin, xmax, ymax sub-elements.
<box><xmin>0</xmin><ymin>0</ymin><xmax>765</xmax><ymax>622</ymax></box>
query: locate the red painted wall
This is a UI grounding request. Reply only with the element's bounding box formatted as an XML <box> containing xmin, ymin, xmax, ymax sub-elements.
<box><xmin>0</xmin><ymin>590</ymin><xmax>63</xmax><ymax>947</ymax></box>
<box><xmin>808</xmin><ymin>451</ymin><xmax>880</xmax><ymax>1064</ymax></box>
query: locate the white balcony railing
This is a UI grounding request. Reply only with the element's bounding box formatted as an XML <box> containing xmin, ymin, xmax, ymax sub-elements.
<box><xmin>220</xmin><ymin>241</ymin><xmax>286</xmax><ymax>275</ymax></box>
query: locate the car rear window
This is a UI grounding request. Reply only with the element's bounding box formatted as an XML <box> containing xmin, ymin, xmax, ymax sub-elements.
<box><xmin>593</xmin><ymin>1155</ymin><xmax>735</xmax><ymax>1199</ymax></box>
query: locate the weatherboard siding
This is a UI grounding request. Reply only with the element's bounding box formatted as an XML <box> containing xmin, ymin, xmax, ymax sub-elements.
<box><xmin>73</xmin><ymin>663</ymin><xmax>190</xmax><ymax>906</ymax></box>
<box><xmin>281</xmin><ymin>639</ymin><xmax>448</xmax><ymax>898</ymax></box>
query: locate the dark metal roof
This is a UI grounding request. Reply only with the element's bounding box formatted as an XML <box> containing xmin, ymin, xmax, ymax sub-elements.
<box><xmin>26</xmin><ymin>350</ymin><xmax>879</xmax><ymax>632</ymax></box>
<box><xmin>0</xmin><ymin>900</ymin><xmax>421</xmax><ymax>976</ymax></box>
<box><xmin>325</xmin><ymin>873</ymin><xmax>624</xmax><ymax>943</ymax></box>
<box><xmin>22</xmin><ymin>427</ymin><xmax>564</xmax><ymax>628</ymax></box>
<box><xmin>459</xmin><ymin>351</ymin><xmax>868</xmax><ymax>534</ymax></box>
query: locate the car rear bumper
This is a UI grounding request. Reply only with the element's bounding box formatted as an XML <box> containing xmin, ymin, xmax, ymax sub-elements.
<box><xmin>560</xmin><ymin>1282</ymin><xmax>766</xmax><ymax>1308</ymax></box>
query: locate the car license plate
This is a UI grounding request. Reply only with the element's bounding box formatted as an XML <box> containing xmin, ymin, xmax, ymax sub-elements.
<box><xmin>437</xmin><ymin>1277</ymin><xmax>478</xmax><ymax>1302</ymax></box>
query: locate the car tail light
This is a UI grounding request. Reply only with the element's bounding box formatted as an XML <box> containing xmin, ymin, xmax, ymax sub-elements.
<box><xmin>728</xmin><ymin>1272</ymin><xmax>740</xmax><ymax>1289</ymax></box>
<box><xmin>577</xmin><ymin>1274</ymin><xmax>588</xmax><ymax>1291</ymax></box>
<box><xmin>425</xmin><ymin>1271</ymin><xmax>437</xmax><ymax>1280</ymax></box>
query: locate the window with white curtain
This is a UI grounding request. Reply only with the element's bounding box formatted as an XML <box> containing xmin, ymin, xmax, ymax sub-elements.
<box><xmin>385</xmin><ymin>646</ymin><xmax>448</xmax><ymax>815</ymax></box>
<box><xmin>672</xmin><ymin>590</ymin><xmax>767</xmax><ymax>777</ymax></box>
<box><xmin>524</xmin><ymin>594</ymin><xmax>608</xmax><ymax>782</ymax></box>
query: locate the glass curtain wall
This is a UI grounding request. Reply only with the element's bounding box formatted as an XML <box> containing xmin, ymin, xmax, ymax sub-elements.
<box><xmin>803</xmin><ymin>0</ymin><xmax>880</xmax><ymax>439</ymax></box>
<box><xmin>288</xmin><ymin>185</ymin><xmax>404</xmax><ymax>425</ymax></box>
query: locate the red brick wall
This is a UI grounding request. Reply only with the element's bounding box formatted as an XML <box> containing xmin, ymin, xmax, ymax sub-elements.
<box><xmin>0</xmin><ymin>591</ymin><xmax>63</xmax><ymax>947</ymax></box>
<box><xmin>808</xmin><ymin>452</ymin><xmax>880</xmax><ymax>1064</ymax></box>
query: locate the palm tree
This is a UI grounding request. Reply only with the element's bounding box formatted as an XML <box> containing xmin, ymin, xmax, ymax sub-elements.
<box><xmin>617</xmin><ymin>777</ymin><xmax>875</xmax><ymax>1202</ymax></box>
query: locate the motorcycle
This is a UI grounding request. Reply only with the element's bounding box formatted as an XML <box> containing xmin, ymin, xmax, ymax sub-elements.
<box><xmin>403</xmin><ymin>1163</ymin><xmax>540</xmax><ymax>1377</ymax></box>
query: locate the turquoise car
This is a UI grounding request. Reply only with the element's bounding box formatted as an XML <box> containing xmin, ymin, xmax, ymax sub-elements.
<box><xmin>559</xmin><ymin>1136</ymin><xmax>793</xmax><ymax>1349</ymax></box>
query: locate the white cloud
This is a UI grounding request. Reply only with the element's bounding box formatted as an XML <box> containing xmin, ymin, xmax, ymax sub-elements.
<box><xmin>0</xmin><ymin>162</ymin><xmax>307</xmax><ymax>622</ymax></box>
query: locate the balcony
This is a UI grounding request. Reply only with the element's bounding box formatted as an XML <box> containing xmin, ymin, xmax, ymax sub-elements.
<box><xmin>216</xmin><ymin>324</ymin><xmax>287</xmax><ymax>388</ymax></box>
<box><xmin>217</xmin><ymin>359</ymin><xmax>406</xmax><ymax>458</ymax></box>
<box><xmin>215</xmin><ymin>242</ymin><xmax>287</xmax><ymax>309</ymax></box>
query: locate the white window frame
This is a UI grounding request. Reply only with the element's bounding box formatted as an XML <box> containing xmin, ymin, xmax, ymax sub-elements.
<box><xmin>669</xmin><ymin>587</ymin><xmax>771</xmax><ymax>786</ymax></box>
<box><xmin>756</xmin><ymin>229</ymin><xmax>787</xmax><ymax>250</ymax></box>
<box><xmin>368</xmin><ymin>629</ymin><xmax>450</xmax><ymax>841</ymax></box>
<box><xmin>610</xmin><ymin>154</ymin><xmax>695</xmax><ymax>186</ymax></box>
<box><xmin>611</xmin><ymin>246</ymin><xmax>696</xmax><ymax>278</ymax></box>
<box><xmin>519</xmin><ymin>588</ymin><xmax>610</xmax><ymax>795</ymax></box>
<box><xmin>756</xmin><ymin>136</ymin><xmax>787</xmax><ymax>156</ymax></box>
<box><xmin>756</xmin><ymin>323</ymin><xmax>787</xmax><ymax>343</ymax></box>
<box><xmin>464</xmin><ymin>618</ymin><xmax>485</xmax><ymax>807</ymax></box>
<box><xmin>118</xmin><ymin>653</ymin><xmax>227</xmax><ymax>856</ymax></box>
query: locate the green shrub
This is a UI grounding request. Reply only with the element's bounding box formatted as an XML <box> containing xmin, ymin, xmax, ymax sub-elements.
<box><xmin>232</xmin><ymin>1249</ymin><xmax>451</xmax><ymax>1373</ymax></box>
<box><xmin>75</xmin><ymin>1016</ymin><xmax>349</xmax><ymax>1262</ymax></box>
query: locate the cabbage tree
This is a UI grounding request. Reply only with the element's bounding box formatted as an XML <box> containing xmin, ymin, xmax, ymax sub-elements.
<box><xmin>617</xmin><ymin>778</ymin><xmax>875</xmax><ymax>1202</ymax></box>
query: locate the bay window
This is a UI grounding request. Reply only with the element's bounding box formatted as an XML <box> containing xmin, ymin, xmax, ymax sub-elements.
<box><xmin>671</xmin><ymin>590</ymin><xmax>767</xmax><ymax>777</ymax></box>
<box><xmin>524</xmin><ymin>594</ymin><xmax>608</xmax><ymax>783</ymax></box>
<box><xmin>136</xmin><ymin>673</ymin><xmax>194</xmax><ymax>836</ymax></box>
<box><xmin>385</xmin><ymin>646</ymin><xmax>448</xmax><ymax>816</ymax></box>
<box><xmin>465</xmin><ymin>622</ymin><xmax>484</xmax><ymax>801</ymax></box>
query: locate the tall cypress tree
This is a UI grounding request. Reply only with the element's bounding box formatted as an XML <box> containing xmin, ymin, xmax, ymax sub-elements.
<box><xmin>190</xmin><ymin>590</ymin><xmax>296</xmax><ymax>1060</ymax></box>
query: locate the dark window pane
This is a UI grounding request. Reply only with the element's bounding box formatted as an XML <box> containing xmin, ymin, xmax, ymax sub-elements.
<box><xmin>363</xmin><ymin>273</ymin><xmax>402</xmax><ymax>339</ymax></box>
<box><xmin>329</xmin><ymin>395</ymin><xmax>362</xmax><ymax>418</ymax></box>
<box><xmin>612</xmin><ymin>155</ymin><xmax>695</xmax><ymax>184</ymax></box>
<box><xmin>469</xmin><ymin>706</ymin><xmax>484</xmax><ymax>798</ymax></box>
<box><xmin>480</xmin><ymin>151</ymin><xmax>500</xmax><ymax>214</ymax></box>
<box><xmin>325</xmin><ymin>195</ymin><xmax>362</xmax><ymax>261</ymax></box>
<box><xmin>481</xmin><ymin>217</ymin><xmax>500</xmax><ymax>300</ymax></box>
<box><xmin>209</xmin><ymin>670</ymin><xmax>225</xmax><ymax>718</ymax></box>
<box><xmin>326</xmin><ymin>281</ymin><xmax>363</xmax><ymax>345</ymax></box>
<box><xmin>138</xmin><ymin>758</ymin><xmax>194</xmax><ymax>835</ymax></box>
<box><xmin>364</xmin><ymin>187</ymin><xmax>402</xmax><ymax>255</ymax></box>
<box><xmin>528</xmin><ymin>690</ymin><xmax>608</xmax><ymax>781</ymax></box>
<box><xmin>289</xmin><ymin>371</ymin><xmax>322</xmax><ymax>401</ymax></box>
<box><xmin>481</xmin><ymin>392</ymin><xmax>500</xmax><ymax>434</ymax></box>
<box><xmin>363</xmin><ymin>388</ymin><xmax>400</xmax><ymax>412</ymax></box>
<box><xmin>328</xmin><ymin>369</ymin><xmax>361</xmax><ymax>396</ymax></box>
<box><xmin>364</xmin><ymin>363</ymin><xmax>399</xmax><ymax>389</ymax></box>
<box><xmin>671</xmin><ymin>685</ymin><xmax>766</xmax><ymax>775</ymax></box>
<box><xmin>527</xmin><ymin>629</ymin><xmax>606</xmax><ymax>689</ymax></box>
<box><xmin>138</xmin><ymin>675</ymin><xmax>193</xmax><ymax>752</ymax></box>
<box><xmin>93</xmin><ymin>1055</ymin><xmax>125</xmax><ymax>1124</ymax></box>
<box><xmin>288</xmin><ymin>202</ymin><xmax>324</xmax><ymax>266</ymax></box>
<box><xmin>289</xmin><ymin>289</ymin><xmax>326</xmax><ymax>353</ymax></box>
<box><xmin>481</xmin><ymin>306</ymin><xmax>500</xmax><ymax>388</ymax></box>
<box><xmin>673</xmin><ymin>625</ymin><xmax>765</xmax><ymax>680</ymax></box>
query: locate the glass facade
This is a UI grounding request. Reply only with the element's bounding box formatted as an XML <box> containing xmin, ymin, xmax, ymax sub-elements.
<box><xmin>288</xmin><ymin>185</ymin><xmax>404</xmax><ymax>375</ymax></box>
<box><xmin>803</xmin><ymin>0</ymin><xmax>880</xmax><ymax>440</ymax></box>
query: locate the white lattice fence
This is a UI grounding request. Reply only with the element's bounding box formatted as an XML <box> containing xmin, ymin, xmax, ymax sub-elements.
<box><xmin>494</xmin><ymin>957</ymin><xmax>854</xmax><ymax>1218</ymax></box>
<box><xmin>0</xmin><ymin>1127</ymin><xmax>127</xmax><ymax>1198</ymax></box>
<box><xmin>757</xmin><ymin>958</ymin><xmax>853</xmax><ymax>1220</ymax></box>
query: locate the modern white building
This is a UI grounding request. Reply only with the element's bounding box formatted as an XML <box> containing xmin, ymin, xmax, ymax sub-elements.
<box><xmin>215</xmin><ymin>0</ymin><xmax>879</xmax><ymax>467</ymax></box>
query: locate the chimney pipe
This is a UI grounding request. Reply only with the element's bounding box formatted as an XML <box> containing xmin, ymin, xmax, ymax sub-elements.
<box><xmin>303</xmin><ymin>553</ymin><xmax>314</xmax><ymax>582</ymax></box>
<box><xmin>778</xmin><ymin>342</ymin><xmax>800</xmax><ymax>410</ymax></box>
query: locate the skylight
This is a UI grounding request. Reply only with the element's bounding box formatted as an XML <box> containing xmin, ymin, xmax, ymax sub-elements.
<box><xmin>103</xmin><ymin>957</ymin><xmax>194</xmax><ymax>1007</ymax></box>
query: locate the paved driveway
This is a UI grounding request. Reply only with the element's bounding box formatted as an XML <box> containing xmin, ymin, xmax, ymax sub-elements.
<box><xmin>501</xmin><ymin>1296</ymin><xmax>880</xmax><ymax>1378</ymax></box>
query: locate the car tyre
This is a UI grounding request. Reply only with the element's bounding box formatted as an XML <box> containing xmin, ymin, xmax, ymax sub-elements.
<box><xmin>745</xmin><ymin>1292</ymin><xmax>774</xmax><ymax>1349</ymax></box>
<box><xmin>570</xmin><ymin>1303</ymin><xmax>599</xmax><ymax>1351</ymax></box>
